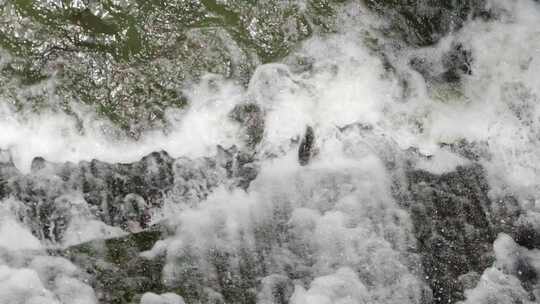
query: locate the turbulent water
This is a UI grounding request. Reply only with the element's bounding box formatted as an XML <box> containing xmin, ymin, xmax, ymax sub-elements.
<box><xmin>1</xmin><ymin>0</ymin><xmax>540</xmax><ymax>303</ymax></box>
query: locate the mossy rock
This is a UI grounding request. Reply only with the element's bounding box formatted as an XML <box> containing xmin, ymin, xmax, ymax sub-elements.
<box><xmin>0</xmin><ymin>0</ymin><xmax>343</xmax><ymax>136</ymax></box>
<box><xmin>364</xmin><ymin>0</ymin><xmax>487</xmax><ymax>46</ymax></box>
<box><xmin>58</xmin><ymin>227</ymin><xmax>168</xmax><ymax>304</ymax></box>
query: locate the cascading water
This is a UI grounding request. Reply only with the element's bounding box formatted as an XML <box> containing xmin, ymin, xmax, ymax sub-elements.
<box><xmin>0</xmin><ymin>0</ymin><xmax>540</xmax><ymax>303</ymax></box>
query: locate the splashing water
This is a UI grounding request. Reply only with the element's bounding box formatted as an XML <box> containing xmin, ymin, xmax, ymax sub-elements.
<box><xmin>1</xmin><ymin>0</ymin><xmax>540</xmax><ymax>303</ymax></box>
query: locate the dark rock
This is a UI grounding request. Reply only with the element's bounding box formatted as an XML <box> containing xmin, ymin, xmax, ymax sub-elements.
<box><xmin>257</xmin><ymin>274</ymin><xmax>294</xmax><ymax>304</ymax></box>
<box><xmin>365</xmin><ymin>0</ymin><xmax>487</xmax><ymax>46</ymax></box>
<box><xmin>298</xmin><ymin>126</ymin><xmax>315</xmax><ymax>166</ymax></box>
<box><xmin>514</xmin><ymin>224</ymin><xmax>540</xmax><ymax>250</ymax></box>
<box><xmin>441</xmin><ymin>43</ymin><xmax>473</xmax><ymax>82</ymax></box>
<box><xmin>30</xmin><ymin>156</ymin><xmax>47</xmax><ymax>172</ymax></box>
<box><xmin>0</xmin><ymin>147</ymin><xmax>259</xmax><ymax>243</ymax></box>
<box><xmin>439</xmin><ymin>139</ymin><xmax>490</xmax><ymax>161</ymax></box>
<box><xmin>56</xmin><ymin>226</ymin><xmax>167</xmax><ymax>304</ymax></box>
<box><xmin>514</xmin><ymin>256</ymin><xmax>538</xmax><ymax>300</ymax></box>
<box><xmin>404</xmin><ymin>165</ymin><xmax>508</xmax><ymax>303</ymax></box>
<box><xmin>409</xmin><ymin>43</ymin><xmax>474</xmax><ymax>87</ymax></box>
<box><xmin>217</xmin><ymin>145</ymin><xmax>259</xmax><ymax>190</ymax></box>
<box><xmin>230</xmin><ymin>103</ymin><xmax>265</xmax><ymax>148</ymax></box>
<box><xmin>0</xmin><ymin>149</ymin><xmax>18</xmax><ymax>198</ymax></box>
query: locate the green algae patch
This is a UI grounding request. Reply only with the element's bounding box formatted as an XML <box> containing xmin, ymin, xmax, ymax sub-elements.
<box><xmin>59</xmin><ymin>228</ymin><xmax>167</xmax><ymax>304</ymax></box>
<box><xmin>0</xmin><ymin>0</ymin><xmax>342</xmax><ymax>137</ymax></box>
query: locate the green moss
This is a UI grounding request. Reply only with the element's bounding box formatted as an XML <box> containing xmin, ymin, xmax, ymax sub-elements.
<box><xmin>104</xmin><ymin>229</ymin><xmax>161</xmax><ymax>264</ymax></box>
<box><xmin>59</xmin><ymin>228</ymin><xmax>168</xmax><ymax>304</ymax></box>
<box><xmin>0</xmin><ymin>0</ymin><xmax>342</xmax><ymax>136</ymax></box>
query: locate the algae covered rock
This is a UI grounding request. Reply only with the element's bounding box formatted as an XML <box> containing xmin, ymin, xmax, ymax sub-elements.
<box><xmin>58</xmin><ymin>226</ymin><xmax>168</xmax><ymax>304</ymax></box>
<box><xmin>0</xmin><ymin>0</ymin><xmax>343</xmax><ymax>136</ymax></box>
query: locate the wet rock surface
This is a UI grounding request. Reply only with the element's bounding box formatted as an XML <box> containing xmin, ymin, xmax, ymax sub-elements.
<box><xmin>402</xmin><ymin>164</ymin><xmax>533</xmax><ymax>303</ymax></box>
<box><xmin>298</xmin><ymin>126</ymin><xmax>315</xmax><ymax>166</ymax></box>
<box><xmin>230</xmin><ymin>103</ymin><xmax>265</xmax><ymax>149</ymax></box>
<box><xmin>364</xmin><ymin>0</ymin><xmax>487</xmax><ymax>46</ymax></box>
<box><xmin>55</xmin><ymin>227</ymin><xmax>167</xmax><ymax>304</ymax></box>
<box><xmin>2</xmin><ymin>147</ymin><xmax>540</xmax><ymax>303</ymax></box>
<box><xmin>405</xmin><ymin>165</ymin><xmax>497</xmax><ymax>303</ymax></box>
<box><xmin>0</xmin><ymin>147</ymin><xmax>258</xmax><ymax>243</ymax></box>
<box><xmin>2</xmin><ymin>1</ymin><xmax>540</xmax><ymax>304</ymax></box>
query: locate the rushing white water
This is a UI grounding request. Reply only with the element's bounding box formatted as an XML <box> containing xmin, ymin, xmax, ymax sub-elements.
<box><xmin>1</xmin><ymin>0</ymin><xmax>540</xmax><ymax>303</ymax></box>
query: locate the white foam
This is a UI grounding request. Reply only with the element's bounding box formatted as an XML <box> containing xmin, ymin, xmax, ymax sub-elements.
<box><xmin>290</xmin><ymin>267</ymin><xmax>370</xmax><ymax>304</ymax></box>
<box><xmin>459</xmin><ymin>233</ymin><xmax>540</xmax><ymax>304</ymax></box>
<box><xmin>2</xmin><ymin>0</ymin><xmax>540</xmax><ymax>303</ymax></box>
<box><xmin>160</xmin><ymin>134</ymin><xmax>425</xmax><ymax>303</ymax></box>
<box><xmin>0</xmin><ymin>218</ymin><xmax>42</xmax><ymax>251</ymax></box>
<box><xmin>140</xmin><ymin>292</ymin><xmax>185</xmax><ymax>304</ymax></box>
<box><xmin>414</xmin><ymin>147</ymin><xmax>470</xmax><ymax>174</ymax></box>
<box><xmin>0</xmin><ymin>266</ymin><xmax>54</xmax><ymax>304</ymax></box>
<box><xmin>0</xmin><ymin>256</ymin><xmax>98</xmax><ymax>304</ymax></box>
<box><xmin>0</xmin><ymin>75</ymin><xmax>242</xmax><ymax>173</ymax></box>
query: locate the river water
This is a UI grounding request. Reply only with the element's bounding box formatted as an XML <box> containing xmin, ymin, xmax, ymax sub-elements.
<box><xmin>0</xmin><ymin>1</ymin><xmax>539</xmax><ymax>303</ymax></box>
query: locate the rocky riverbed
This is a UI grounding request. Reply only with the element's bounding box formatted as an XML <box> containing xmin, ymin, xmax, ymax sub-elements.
<box><xmin>1</xmin><ymin>1</ymin><xmax>540</xmax><ymax>303</ymax></box>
